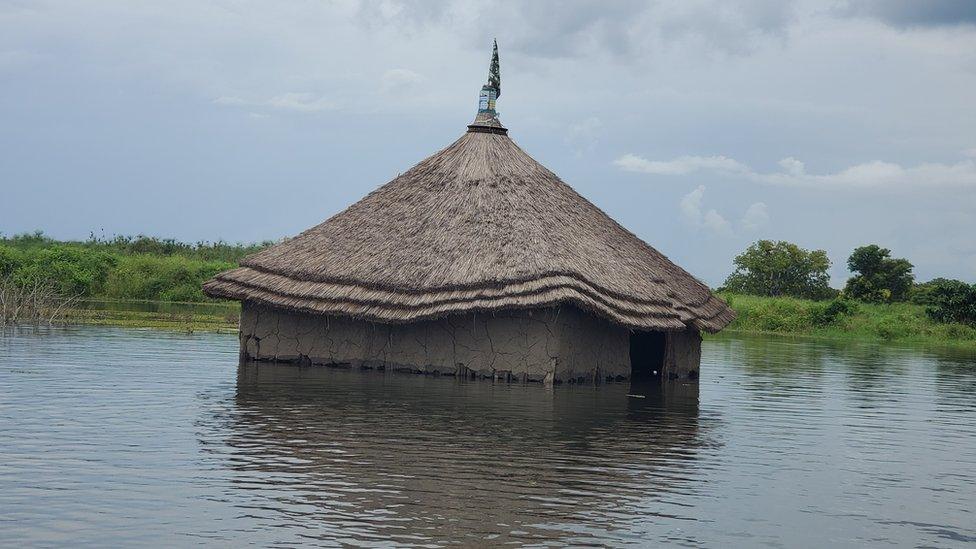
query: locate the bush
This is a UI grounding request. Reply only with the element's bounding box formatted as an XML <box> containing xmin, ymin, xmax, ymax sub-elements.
<box><xmin>911</xmin><ymin>278</ymin><xmax>952</xmax><ymax>305</ymax></box>
<box><xmin>105</xmin><ymin>255</ymin><xmax>234</xmax><ymax>302</ymax></box>
<box><xmin>0</xmin><ymin>233</ymin><xmax>266</xmax><ymax>303</ymax></box>
<box><xmin>0</xmin><ymin>246</ymin><xmax>23</xmax><ymax>277</ymax></box>
<box><xmin>923</xmin><ymin>279</ymin><xmax>976</xmax><ymax>326</ymax></box>
<box><xmin>809</xmin><ymin>299</ymin><xmax>857</xmax><ymax>327</ymax></box>
<box><xmin>4</xmin><ymin>245</ymin><xmax>116</xmax><ymax>297</ymax></box>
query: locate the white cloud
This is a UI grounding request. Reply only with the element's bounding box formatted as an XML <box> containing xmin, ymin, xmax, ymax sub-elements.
<box><xmin>214</xmin><ymin>92</ymin><xmax>336</xmax><ymax>113</ymax></box>
<box><xmin>741</xmin><ymin>202</ymin><xmax>769</xmax><ymax>231</ymax></box>
<box><xmin>778</xmin><ymin>157</ymin><xmax>805</xmax><ymax>175</ymax></box>
<box><xmin>616</xmin><ymin>153</ymin><xmax>976</xmax><ymax>188</ymax></box>
<box><xmin>703</xmin><ymin>208</ymin><xmax>733</xmax><ymax>236</ymax></box>
<box><xmin>614</xmin><ymin>154</ymin><xmax>749</xmax><ymax>176</ymax></box>
<box><xmin>679</xmin><ymin>185</ymin><xmax>733</xmax><ymax>237</ymax></box>
<box><xmin>680</xmin><ymin>184</ymin><xmax>706</xmax><ymax>223</ymax></box>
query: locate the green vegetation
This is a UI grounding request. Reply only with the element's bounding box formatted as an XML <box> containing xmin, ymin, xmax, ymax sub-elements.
<box><xmin>844</xmin><ymin>244</ymin><xmax>914</xmax><ymax>302</ymax></box>
<box><xmin>4</xmin><ymin>231</ymin><xmax>974</xmax><ymax>347</ymax></box>
<box><xmin>717</xmin><ymin>239</ymin><xmax>975</xmax><ymax>348</ymax></box>
<box><xmin>720</xmin><ymin>293</ymin><xmax>976</xmax><ymax>347</ymax></box>
<box><xmin>1</xmin><ymin>231</ymin><xmax>271</xmax><ymax>303</ymax></box>
<box><xmin>721</xmin><ymin>240</ymin><xmax>835</xmax><ymax>300</ymax></box>
<box><xmin>63</xmin><ymin>303</ymin><xmax>240</xmax><ymax>333</ymax></box>
<box><xmin>912</xmin><ymin>278</ymin><xmax>976</xmax><ymax>326</ymax></box>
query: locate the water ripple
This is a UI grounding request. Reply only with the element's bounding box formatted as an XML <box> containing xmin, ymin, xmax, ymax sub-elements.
<box><xmin>1</xmin><ymin>326</ymin><xmax>975</xmax><ymax>547</ymax></box>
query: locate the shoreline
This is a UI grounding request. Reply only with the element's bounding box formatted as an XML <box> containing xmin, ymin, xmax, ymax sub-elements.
<box><xmin>7</xmin><ymin>297</ymin><xmax>970</xmax><ymax>352</ymax></box>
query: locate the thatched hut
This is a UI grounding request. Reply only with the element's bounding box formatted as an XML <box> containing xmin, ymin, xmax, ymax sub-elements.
<box><xmin>204</xmin><ymin>43</ymin><xmax>734</xmax><ymax>383</ymax></box>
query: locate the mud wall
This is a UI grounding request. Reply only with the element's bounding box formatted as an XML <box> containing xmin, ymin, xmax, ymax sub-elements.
<box><xmin>553</xmin><ymin>305</ymin><xmax>630</xmax><ymax>381</ymax></box>
<box><xmin>664</xmin><ymin>329</ymin><xmax>702</xmax><ymax>380</ymax></box>
<box><xmin>238</xmin><ymin>302</ymin><xmax>632</xmax><ymax>382</ymax></box>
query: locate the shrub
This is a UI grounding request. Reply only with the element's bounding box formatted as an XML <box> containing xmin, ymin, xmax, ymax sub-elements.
<box><xmin>924</xmin><ymin>279</ymin><xmax>976</xmax><ymax>326</ymax></box>
<box><xmin>911</xmin><ymin>278</ymin><xmax>954</xmax><ymax>305</ymax></box>
<box><xmin>105</xmin><ymin>255</ymin><xmax>233</xmax><ymax>302</ymax></box>
<box><xmin>809</xmin><ymin>298</ymin><xmax>857</xmax><ymax>327</ymax></box>
<box><xmin>10</xmin><ymin>245</ymin><xmax>116</xmax><ymax>297</ymax></box>
<box><xmin>0</xmin><ymin>246</ymin><xmax>23</xmax><ymax>277</ymax></box>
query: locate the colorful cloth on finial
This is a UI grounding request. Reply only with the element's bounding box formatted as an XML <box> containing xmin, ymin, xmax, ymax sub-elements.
<box><xmin>489</xmin><ymin>39</ymin><xmax>501</xmax><ymax>98</ymax></box>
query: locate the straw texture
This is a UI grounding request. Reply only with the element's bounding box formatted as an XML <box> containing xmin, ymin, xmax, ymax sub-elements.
<box><xmin>204</xmin><ymin>129</ymin><xmax>735</xmax><ymax>332</ymax></box>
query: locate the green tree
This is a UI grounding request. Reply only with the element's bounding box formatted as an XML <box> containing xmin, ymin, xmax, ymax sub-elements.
<box><xmin>921</xmin><ymin>279</ymin><xmax>976</xmax><ymax>325</ymax></box>
<box><xmin>721</xmin><ymin>240</ymin><xmax>834</xmax><ymax>299</ymax></box>
<box><xmin>844</xmin><ymin>245</ymin><xmax>914</xmax><ymax>302</ymax></box>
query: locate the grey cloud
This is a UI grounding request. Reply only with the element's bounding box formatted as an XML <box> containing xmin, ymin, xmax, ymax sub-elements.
<box><xmin>842</xmin><ymin>0</ymin><xmax>976</xmax><ymax>28</ymax></box>
<box><xmin>355</xmin><ymin>0</ymin><xmax>798</xmax><ymax>59</ymax></box>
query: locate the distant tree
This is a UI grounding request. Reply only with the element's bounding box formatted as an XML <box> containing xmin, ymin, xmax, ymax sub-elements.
<box><xmin>843</xmin><ymin>245</ymin><xmax>914</xmax><ymax>302</ymax></box>
<box><xmin>919</xmin><ymin>279</ymin><xmax>976</xmax><ymax>325</ymax></box>
<box><xmin>911</xmin><ymin>277</ymin><xmax>954</xmax><ymax>305</ymax></box>
<box><xmin>721</xmin><ymin>240</ymin><xmax>834</xmax><ymax>300</ymax></box>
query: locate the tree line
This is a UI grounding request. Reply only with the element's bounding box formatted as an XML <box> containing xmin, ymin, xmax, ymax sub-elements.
<box><xmin>720</xmin><ymin>240</ymin><xmax>976</xmax><ymax>326</ymax></box>
<box><xmin>2</xmin><ymin>231</ymin><xmax>974</xmax><ymax>330</ymax></box>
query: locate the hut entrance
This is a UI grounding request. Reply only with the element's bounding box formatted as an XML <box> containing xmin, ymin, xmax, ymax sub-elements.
<box><xmin>630</xmin><ymin>331</ymin><xmax>666</xmax><ymax>380</ymax></box>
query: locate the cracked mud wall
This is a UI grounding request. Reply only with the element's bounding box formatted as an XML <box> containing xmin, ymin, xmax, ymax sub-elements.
<box><xmin>664</xmin><ymin>329</ymin><xmax>702</xmax><ymax>380</ymax></box>
<box><xmin>552</xmin><ymin>305</ymin><xmax>630</xmax><ymax>381</ymax></box>
<box><xmin>239</xmin><ymin>302</ymin><xmax>631</xmax><ymax>382</ymax></box>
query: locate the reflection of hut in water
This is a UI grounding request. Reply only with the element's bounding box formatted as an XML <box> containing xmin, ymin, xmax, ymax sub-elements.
<box><xmin>218</xmin><ymin>364</ymin><xmax>709</xmax><ymax>545</ymax></box>
<box><xmin>203</xmin><ymin>43</ymin><xmax>734</xmax><ymax>383</ymax></box>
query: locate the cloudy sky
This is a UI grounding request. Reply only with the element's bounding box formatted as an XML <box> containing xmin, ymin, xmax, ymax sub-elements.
<box><xmin>2</xmin><ymin>0</ymin><xmax>975</xmax><ymax>286</ymax></box>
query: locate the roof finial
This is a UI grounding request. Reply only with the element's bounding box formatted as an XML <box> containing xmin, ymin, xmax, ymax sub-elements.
<box><xmin>489</xmin><ymin>39</ymin><xmax>501</xmax><ymax>99</ymax></box>
<box><xmin>468</xmin><ymin>39</ymin><xmax>507</xmax><ymax>134</ymax></box>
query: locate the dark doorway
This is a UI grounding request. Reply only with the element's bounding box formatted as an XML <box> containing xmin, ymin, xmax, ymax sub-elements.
<box><xmin>630</xmin><ymin>331</ymin><xmax>666</xmax><ymax>380</ymax></box>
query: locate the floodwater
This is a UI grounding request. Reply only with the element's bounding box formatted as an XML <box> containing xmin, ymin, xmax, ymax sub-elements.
<box><xmin>1</xmin><ymin>327</ymin><xmax>975</xmax><ymax>547</ymax></box>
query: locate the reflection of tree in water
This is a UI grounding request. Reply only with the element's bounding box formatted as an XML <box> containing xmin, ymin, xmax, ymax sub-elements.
<box><xmin>932</xmin><ymin>347</ymin><xmax>976</xmax><ymax>411</ymax></box>
<box><xmin>709</xmin><ymin>334</ymin><xmax>942</xmax><ymax>401</ymax></box>
<box><xmin>207</xmin><ymin>364</ymin><xmax>712</xmax><ymax>546</ymax></box>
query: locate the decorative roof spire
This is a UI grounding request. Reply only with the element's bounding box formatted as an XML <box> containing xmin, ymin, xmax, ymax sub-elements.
<box><xmin>488</xmin><ymin>39</ymin><xmax>501</xmax><ymax>99</ymax></box>
<box><xmin>468</xmin><ymin>39</ymin><xmax>507</xmax><ymax>135</ymax></box>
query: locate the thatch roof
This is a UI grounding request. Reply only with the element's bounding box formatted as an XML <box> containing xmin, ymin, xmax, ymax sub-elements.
<box><xmin>203</xmin><ymin>125</ymin><xmax>734</xmax><ymax>333</ymax></box>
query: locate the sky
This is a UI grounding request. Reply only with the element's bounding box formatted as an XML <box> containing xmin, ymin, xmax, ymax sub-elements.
<box><xmin>1</xmin><ymin>0</ymin><xmax>975</xmax><ymax>287</ymax></box>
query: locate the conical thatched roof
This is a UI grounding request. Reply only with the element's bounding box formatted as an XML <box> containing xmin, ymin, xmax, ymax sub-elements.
<box><xmin>204</xmin><ymin>46</ymin><xmax>733</xmax><ymax>333</ymax></box>
<box><xmin>204</xmin><ymin>128</ymin><xmax>734</xmax><ymax>332</ymax></box>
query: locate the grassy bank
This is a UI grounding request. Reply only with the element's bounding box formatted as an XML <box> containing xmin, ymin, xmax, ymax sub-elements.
<box><xmin>720</xmin><ymin>293</ymin><xmax>976</xmax><ymax>348</ymax></box>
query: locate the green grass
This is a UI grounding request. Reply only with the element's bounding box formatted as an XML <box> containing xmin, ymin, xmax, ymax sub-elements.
<box><xmin>719</xmin><ymin>292</ymin><xmax>976</xmax><ymax>348</ymax></box>
<box><xmin>62</xmin><ymin>300</ymin><xmax>240</xmax><ymax>333</ymax></box>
